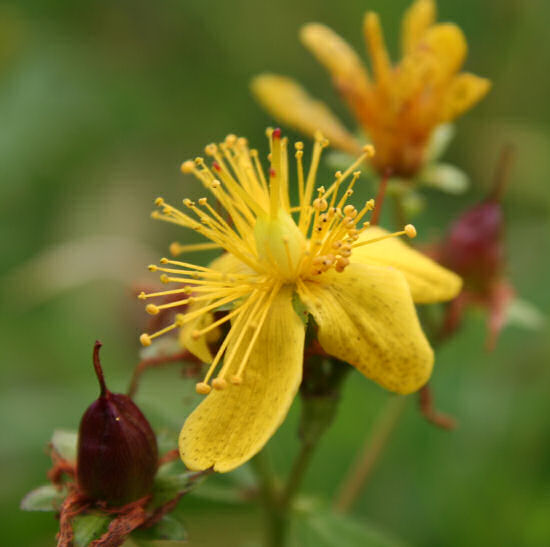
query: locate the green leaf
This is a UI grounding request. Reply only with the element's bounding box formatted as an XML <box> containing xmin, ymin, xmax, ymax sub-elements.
<box><xmin>290</xmin><ymin>507</ymin><xmax>408</xmax><ymax>547</ymax></box>
<box><xmin>425</xmin><ymin>123</ymin><xmax>455</xmax><ymax>162</ymax></box>
<box><xmin>72</xmin><ymin>513</ymin><xmax>111</xmax><ymax>547</ymax></box>
<box><xmin>506</xmin><ymin>298</ymin><xmax>546</xmax><ymax>330</ymax></box>
<box><xmin>420</xmin><ymin>163</ymin><xmax>469</xmax><ymax>194</ymax></box>
<box><xmin>151</xmin><ymin>471</ymin><xmax>203</xmax><ymax>508</ymax></box>
<box><xmin>20</xmin><ymin>484</ymin><xmax>65</xmax><ymax>512</ymax></box>
<box><xmin>51</xmin><ymin>429</ymin><xmax>78</xmax><ymax>461</ymax></box>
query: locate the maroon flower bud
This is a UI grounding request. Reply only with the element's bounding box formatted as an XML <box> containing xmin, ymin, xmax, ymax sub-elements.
<box><xmin>435</xmin><ymin>146</ymin><xmax>516</xmax><ymax>350</ymax></box>
<box><xmin>439</xmin><ymin>198</ymin><xmax>504</xmax><ymax>293</ymax></box>
<box><xmin>77</xmin><ymin>341</ymin><xmax>158</xmax><ymax>506</ymax></box>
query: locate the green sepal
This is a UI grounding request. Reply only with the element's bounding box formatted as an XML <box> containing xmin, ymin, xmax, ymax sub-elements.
<box><xmin>20</xmin><ymin>484</ymin><xmax>66</xmax><ymax>512</ymax></box>
<box><xmin>72</xmin><ymin>513</ymin><xmax>111</xmax><ymax>547</ymax></box>
<box><xmin>51</xmin><ymin>429</ymin><xmax>78</xmax><ymax>461</ymax></box>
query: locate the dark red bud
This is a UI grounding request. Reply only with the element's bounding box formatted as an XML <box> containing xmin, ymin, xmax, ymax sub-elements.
<box><xmin>269</xmin><ymin>167</ymin><xmax>276</xmax><ymax>178</ymax></box>
<box><xmin>272</xmin><ymin>128</ymin><xmax>281</xmax><ymax>139</ymax></box>
<box><xmin>212</xmin><ymin>161</ymin><xmax>221</xmax><ymax>172</ymax></box>
<box><xmin>440</xmin><ymin>199</ymin><xmax>504</xmax><ymax>292</ymax></box>
<box><xmin>77</xmin><ymin>341</ymin><xmax>158</xmax><ymax>506</ymax></box>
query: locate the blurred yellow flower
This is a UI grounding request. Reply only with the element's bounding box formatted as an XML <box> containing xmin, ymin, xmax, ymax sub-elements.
<box><xmin>139</xmin><ymin>130</ymin><xmax>461</xmax><ymax>472</ymax></box>
<box><xmin>252</xmin><ymin>0</ymin><xmax>490</xmax><ymax>178</ymax></box>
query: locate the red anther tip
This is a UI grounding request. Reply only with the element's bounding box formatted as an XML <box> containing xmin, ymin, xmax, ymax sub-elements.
<box><xmin>269</xmin><ymin>168</ymin><xmax>276</xmax><ymax>178</ymax></box>
<box><xmin>212</xmin><ymin>161</ymin><xmax>221</xmax><ymax>172</ymax></box>
<box><xmin>272</xmin><ymin>128</ymin><xmax>282</xmax><ymax>139</ymax></box>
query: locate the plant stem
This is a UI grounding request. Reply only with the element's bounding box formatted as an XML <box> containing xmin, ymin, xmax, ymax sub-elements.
<box><xmin>280</xmin><ymin>436</ymin><xmax>316</xmax><ymax>508</ymax></box>
<box><xmin>333</xmin><ymin>395</ymin><xmax>408</xmax><ymax>513</ymax></box>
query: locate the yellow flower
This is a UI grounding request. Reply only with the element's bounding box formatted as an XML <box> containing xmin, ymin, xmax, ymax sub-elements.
<box><xmin>252</xmin><ymin>0</ymin><xmax>490</xmax><ymax>178</ymax></box>
<box><xmin>139</xmin><ymin>130</ymin><xmax>461</xmax><ymax>472</ymax></box>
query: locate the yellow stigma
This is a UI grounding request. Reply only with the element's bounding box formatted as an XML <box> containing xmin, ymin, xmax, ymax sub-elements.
<box><xmin>139</xmin><ymin>130</ymin><xmax>421</xmax><ymax>390</ymax></box>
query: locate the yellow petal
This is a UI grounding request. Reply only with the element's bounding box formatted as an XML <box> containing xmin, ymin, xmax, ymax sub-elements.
<box><xmin>352</xmin><ymin>226</ymin><xmax>462</xmax><ymax>304</ymax></box>
<box><xmin>401</xmin><ymin>0</ymin><xmax>436</xmax><ymax>55</ymax></box>
<box><xmin>251</xmin><ymin>74</ymin><xmax>361</xmax><ymax>156</ymax></box>
<box><xmin>363</xmin><ymin>12</ymin><xmax>392</xmax><ymax>89</ymax></box>
<box><xmin>439</xmin><ymin>73</ymin><xmax>491</xmax><ymax>122</ymax></box>
<box><xmin>300</xmin><ymin>23</ymin><xmax>371</xmax><ymax>89</ymax></box>
<box><xmin>179</xmin><ymin>286</ymin><xmax>305</xmax><ymax>472</ymax></box>
<box><xmin>178</xmin><ymin>252</ymin><xmax>249</xmax><ymax>361</ymax></box>
<box><xmin>298</xmin><ymin>264</ymin><xmax>433</xmax><ymax>394</ymax></box>
<box><xmin>179</xmin><ymin>305</ymin><xmax>216</xmax><ymax>362</ymax></box>
<box><xmin>419</xmin><ymin>23</ymin><xmax>467</xmax><ymax>83</ymax></box>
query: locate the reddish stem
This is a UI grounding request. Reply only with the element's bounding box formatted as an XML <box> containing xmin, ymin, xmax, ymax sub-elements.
<box><xmin>93</xmin><ymin>341</ymin><xmax>108</xmax><ymax>397</ymax></box>
<box><xmin>489</xmin><ymin>144</ymin><xmax>515</xmax><ymax>202</ymax></box>
<box><xmin>370</xmin><ymin>169</ymin><xmax>391</xmax><ymax>226</ymax></box>
<box><xmin>418</xmin><ymin>384</ymin><xmax>457</xmax><ymax>430</ymax></box>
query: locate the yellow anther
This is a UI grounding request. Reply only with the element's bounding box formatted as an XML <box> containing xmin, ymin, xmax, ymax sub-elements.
<box><xmin>148</xmin><ymin>264</ymin><xmax>158</xmax><ymax>272</ymax></box>
<box><xmin>183</xmin><ymin>198</ymin><xmax>193</xmax><ymax>207</ymax></box>
<box><xmin>332</xmin><ymin>241</ymin><xmax>343</xmax><ymax>249</ymax></box>
<box><xmin>160</xmin><ymin>257</ymin><xmax>168</xmax><ymax>264</ymax></box>
<box><xmin>230</xmin><ymin>375</ymin><xmax>243</xmax><ymax>385</ymax></box>
<box><xmin>160</xmin><ymin>274</ymin><xmax>169</xmax><ymax>283</ymax></box>
<box><xmin>169</xmin><ymin>242</ymin><xmax>180</xmax><ymax>256</ymax></box>
<box><xmin>405</xmin><ymin>224</ymin><xmax>417</xmax><ymax>238</ymax></box>
<box><xmin>335</xmin><ymin>257</ymin><xmax>350</xmax><ymax>272</ymax></box>
<box><xmin>180</xmin><ymin>161</ymin><xmax>194</xmax><ymax>173</ymax></box>
<box><xmin>194</xmin><ymin>157</ymin><xmax>204</xmax><ymax>166</ymax></box>
<box><xmin>198</xmin><ymin>197</ymin><xmax>208</xmax><ymax>206</ymax></box>
<box><xmin>196</xmin><ymin>382</ymin><xmax>212</xmax><ymax>395</ymax></box>
<box><xmin>295</xmin><ymin>141</ymin><xmax>304</xmax><ymax>150</ymax></box>
<box><xmin>210</xmin><ymin>180</ymin><xmax>221</xmax><ymax>189</ymax></box>
<box><xmin>155</xmin><ymin>197</ymin><xmax>164</xmax><ymax>206</ymax></box>
<box><xmin>175</xmin><ymin>314</ymin><xmax>186</xmax><ymax>327</ymax></box>
<box><xmin>366</xmin><ymin>199</ymin><xmax>375</xmax><ymax>210</ymax></box>
<box><xmin>146</xmin><ymin>304</ymin><xmax>159</xmax><ymax>315</ymax></box>
<box><xmin>212</xmin><ymin>377</ymin><xmax>228</xmax><ymax>390</ymax></box>
<box><xmin>343</xmin><ymin>205</ymin><xmax>357</xmax><ymax>218</ymax></box>
<box><xmin>225</xmin><ymin>134</ymin><xmax>237</xmax><ymax>146</ymax></box>
<box><xmin>363</xmin><ymin>144</ymin><xmax>375</xmax><ymax>157</ymax></box>
<box><xmin>138</xmin><ymin>292</ymin><xmax>146</xmax><ymax>300</ymax></box>
<box><xmin>204</xmin><ymin>143</ymin><xmax>217</xmax><ymax>156</ymax></box>
<box><xmin>313</xmin><ymin>198</ymin><xmax>328</xmax><ymax>211</ymax></box>
<box><xmin>363</xmin><ymin>221</ymin><xmax>371</xmax><ymax>228</ymax></box>
<box><xmin>139</xmin><ymin>333</ymin><xmax>152</xmax><ymax>347</ymax></box>
<box><xmin>335</xmin><ymin>170</ymin><xmax>342</xmax><ymax>178</ymax></box>
<box><xmin>191</xmin><ymin>330</ymin><xmax>201</xmax><ymax>340</ymax></box>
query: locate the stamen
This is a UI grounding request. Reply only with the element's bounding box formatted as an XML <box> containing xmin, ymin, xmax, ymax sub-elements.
<box><xmin>169</xmin><ymin>241</ymin><xmax>221</xmax><ymax>256</ymax></box>
<box><xmin>352</xmin><ymin>224</ymin><xmax>417</xmax><ymax>249</ymax></box>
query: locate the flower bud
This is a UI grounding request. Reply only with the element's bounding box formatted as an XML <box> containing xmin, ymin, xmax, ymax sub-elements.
<box><xmin>77</xmin><ymin>341</ymin><xmax>158</xmax><ymax>506</ymax></box>
<box><xmin>439</xmin><ymin>199</ymin><xmax>504</xmax><ymax>293</ymax></box>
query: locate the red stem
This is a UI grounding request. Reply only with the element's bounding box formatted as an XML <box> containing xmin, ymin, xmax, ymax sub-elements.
<box><xmin>93</xmin><ymin>341</ymin><xmax>108</xmax><ymax>397</ymax></box>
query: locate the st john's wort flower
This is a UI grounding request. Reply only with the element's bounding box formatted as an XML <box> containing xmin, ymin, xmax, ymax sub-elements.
<box><xmin>252</xmin><ymin>0</ymin><xmax>490</xmax><ymax>179</ymax></box>
<box><xmin>139</xmin><ymin>130</ymin><xmax>461</xmax><ymax>472</ymax></box>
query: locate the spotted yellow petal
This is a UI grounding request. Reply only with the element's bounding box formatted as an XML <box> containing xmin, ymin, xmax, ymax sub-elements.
<box><xmin>251</xmin><ymin>74</ymin><xmax>361</xmax><ymax>155</ymax></box>
<box><xmin>401</xmin><ymin>0</ymin><xmax>436</xmax><ymax>55</ymax></box>
<box><xmin>179</xmin><ymin>286</ymin><xmax>305</xmax><ymax>472</ymax></box>
<box><xmin>298</xmin><ymin>264</ymin><xmax>433</xmax><ymax>394</ymax></box>
<box><xmin>439</xmin><ymin>73</ymin><xmax>491</xmax><ymax>122</ymax></box>
<box><xmin>352</xmin><ymin>226</ymin><xmax>462</xmax><ymax>304</ymax></box>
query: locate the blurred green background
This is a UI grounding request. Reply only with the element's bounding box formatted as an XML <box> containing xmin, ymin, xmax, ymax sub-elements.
<box><xmin>2</xmin><ymin>0</ymin><xmax>549</xmax><ymax>545</ymax></box>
